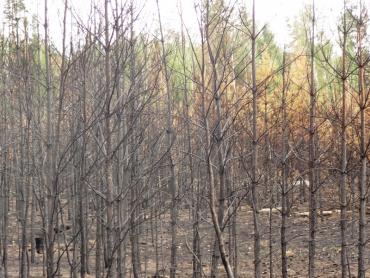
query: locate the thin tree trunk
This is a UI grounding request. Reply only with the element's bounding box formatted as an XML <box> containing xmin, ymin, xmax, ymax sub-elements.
<box><xmin>262</xmin><ymin>83</ymin><xmax>273</xmax><ymax>278</ymax></box>
<box><xmin>1</xmin><ymin>75</ymin><xmax>8</xmax><ymax>278</ymax></box>
<box><xmin>79</xmin><ymin>44</ymin><xmax>88</xmax><ymax>278</ymax></box>
<box><xmin>104</xmin><ymin>0</ymin><xmax>115</xmax><ymax>274</ymax></box>
<box><xmin>281</xmin><ymin>49</ymin><xmax>288</xmax><ymax>278</ymax></box>
<box><xmin>357</xmin><ymin>4</ymin><xmax>367</xmax><ymax>276</ymax></box>
<box><xmin>96</xmin><ymin>178</ymin><xmax>102</xmax><ymax>278</ymax></box>
<box><xmin>180</xmin><ymin>14</ymin><xmax>201</xmax><ymax>277</ymax></box>
<box><xmin>339</xmin><ymin>2</ymin><xmax>348</xmax><ymax>276</ymax></box>
<box><xmin>251</xmin><ymin>1</ymin><xmax>261</xmax><ymax>276</ymax></box>
<box><xmin>44</xmin><ymin>0</ymin><xmax>55</xmax><ymax>275</ymax></box>
<box><xmin>156</xmin><ymin>2</ymin><xmax>178</xmax><ymax>277</ymax></box>
<box><xmin>205</xmin><ymin>9</ymin><xmax>228</xmax><ymax>275</ymax></box>
<box><xmin>308</xmin><ymin>2</ymin><xmax>317</xmax><ymax>277</ymax></box>
<box><xmin>199</xmin><ymin>29</ymin><xmax>234</xmax><ymax>277</ymax></box>
<box><xmin>129</xmin><ymin>5</ymin><xmax>141</xmax><ymax>277</ymax></box>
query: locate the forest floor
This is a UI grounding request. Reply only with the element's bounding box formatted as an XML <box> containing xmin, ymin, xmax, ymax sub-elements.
<box><xmin>3</xmin><ymin>201</ymin><xmax>368</xmax><ymax>277</ymax></box>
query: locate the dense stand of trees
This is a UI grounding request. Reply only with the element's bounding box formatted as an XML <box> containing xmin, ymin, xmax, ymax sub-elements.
<box><xmin>0</xmin><ymin>0</ymin><xmax>369</xmax><ymax>277</ymax></box>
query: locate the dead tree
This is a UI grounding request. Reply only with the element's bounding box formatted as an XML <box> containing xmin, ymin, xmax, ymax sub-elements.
<box><xmin>250</xmin><ymin>1</ymin><xmax>261</xmax><ymax>276</ymax></box>
<box><xmin>355</xmin><ymin>3</ymin><xmax>368</xmax><ymax>277</ymax></box>
<box><xmin>156</xmin><ymin>1</ymin><xmax>179</xmax><ymax>277</ymax></box>
<box><xmin>308</xmin><ymin>1</ymin><xmax>317</xmax><ymax>277</ymax></box>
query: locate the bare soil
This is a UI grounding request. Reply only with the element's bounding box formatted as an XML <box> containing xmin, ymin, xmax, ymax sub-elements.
<box><xmin>3</xmin><ymin>202</ymin><xmax>368</xmax><ymax>277</ymax></box>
